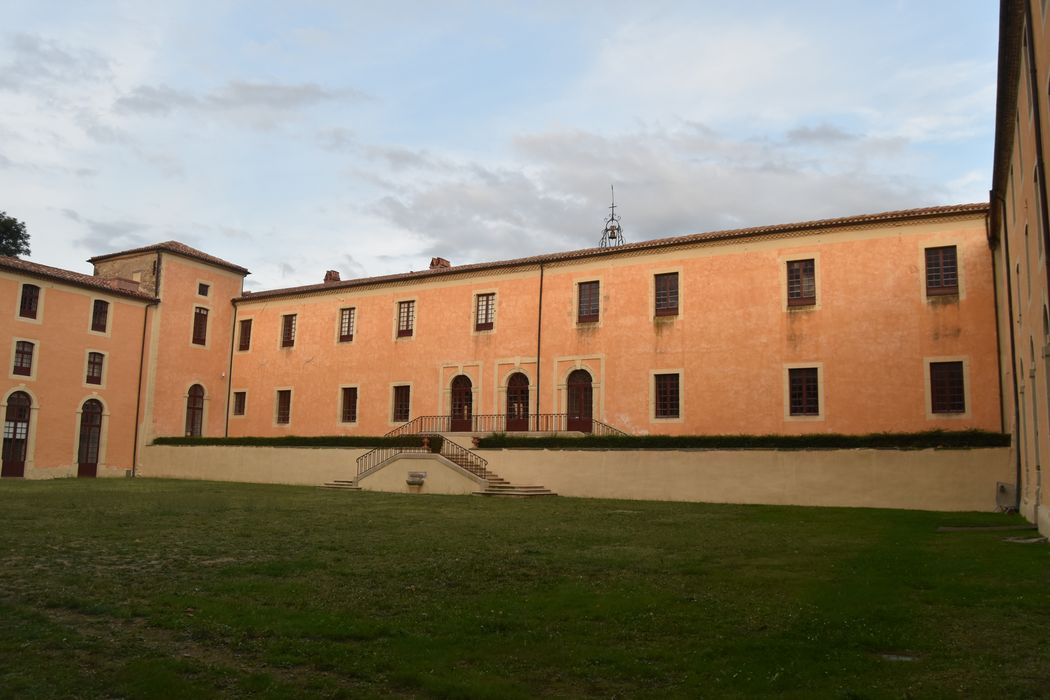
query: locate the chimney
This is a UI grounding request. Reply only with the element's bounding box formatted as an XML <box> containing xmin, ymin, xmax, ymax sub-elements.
<box><xmin>429</xmin><ymin>257</ymin><xmax>451</xmax><ymax>270</ymax></box>
<box><xmin>323</xmin><ymin>270</ymin><xmax>341</xmax><ymax>284</ymax></box>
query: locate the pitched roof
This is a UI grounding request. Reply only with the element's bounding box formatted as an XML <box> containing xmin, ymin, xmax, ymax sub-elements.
<box><xmin>0</xmin><ymin>256</ymin><xmax>156</xmax><ymax>301</ymax></box>
<box><xmin>88</xmin><ymin>240</ymin><xmax>250</xmax><ymax>275</ymax></box>
<box><xmin>238</xmin><ymin>202</ymin><xmax>989</xmax><ymax>302</ymax></box>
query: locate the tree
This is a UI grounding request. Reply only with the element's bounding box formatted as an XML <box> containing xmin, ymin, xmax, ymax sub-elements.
<box><xmin>0</xmin><ymin>211</ymin><xmax>30</xmax><ymax>257</ymax></box>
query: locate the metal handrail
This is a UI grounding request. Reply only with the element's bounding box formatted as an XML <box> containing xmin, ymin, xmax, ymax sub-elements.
<box><xmin>385</xmin><ymin>413</ymin><xmax>630</xmax><ymax>436</ymax></box>
<box><xmin>356</xmin><ymin>444</ymin><xmax>430</xmax><ymax>477</ymax></box>
<box><xmin>435</xmin><ymin>437</ymin><xmax>489</xmax><ymax>478</ymax></box>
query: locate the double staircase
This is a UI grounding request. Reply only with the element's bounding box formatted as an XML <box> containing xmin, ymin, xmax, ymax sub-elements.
<box><xmin>324</xmin><ymin>433</ymin><xmax>556</xmax><ymax>498</ymax></box>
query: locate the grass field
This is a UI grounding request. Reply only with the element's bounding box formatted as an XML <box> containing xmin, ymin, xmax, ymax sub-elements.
<box><xmin>0</xmin><ymin>479</ymin><xmax>1046</xmax><ymax>698</ymax></box>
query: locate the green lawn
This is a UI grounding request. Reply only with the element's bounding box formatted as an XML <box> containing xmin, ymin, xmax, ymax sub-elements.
<box><xmin>0</xmin><ymin>479</ymin><xmax>1046</xmax><ymax>699</ymax></box>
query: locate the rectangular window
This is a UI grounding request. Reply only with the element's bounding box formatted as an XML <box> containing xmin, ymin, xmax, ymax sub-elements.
<box><xmin>789</xmin><ymin>367</ymin><xmax>819</xmax><ymax>416</ymax></box>
<box><xmin>86</xmin><ymin>351</ymin><xmax>104</xmax><ymax>385</ymax></box>
<box><xmin>232</xmin><ymin>391</ymin><xmax>246</xmax><ymax>416</ymax></box>
<box><xmin>197</xmin><ymin>282</ymin><xmax>210</xmax><ymax>296</ymax></box>
<box><xmin>577</xmin><ymin>281</ymin><xmax>600</xmax><ymax>323</ymax></box>
<box><xmin>192</xmin><ymin>307</ymin><xmax>208</xmax><ymax>345</ymax></box>
<box><xmin>786</xmin><ymin>260</ymin><xmax>816</xmax><ymax>307</ymax></box>
<box><xmin>339</xmin><ymin>307</ymin><xmax>355</xmax><ymax>342</ymax></box>
<box><xmin>475</xmin><ymin>293</ymin><xmax>495</xmax><ymax>331</ymax></box>
<box><xmin>275</xmin><ymin>389</ymin><xmax>292</xmax><ymax>424</ymax></box>
<box><xmin>654</xmin><ymin>373</ymin><xmax>680</xmax><ymax>418</ymax></box>
<box><xmin>393</xmin><ymin>385</ymin><xmax>411</xmax><ymax>422</ymax></box>
<box><xmin>13</xmin><ymin>341</ymin><xmax>33</xmax><ymax>376</ymax></box>
<box><xmin>397</xmin><ymin>301</ymin><xmax>415</xmax><ymax>338</ymax></box>
<box><xmin>654</xmin><ymin>273</ymin><xmax>679</xmax><ymax>316</ymax></box>
<box><xmin>925</xmin><ymin>246</ymin><xmax>958</xmax><ymax>296</ymax></box>
<box><xmin>19</xmin><ymin>284</ymin><xmax>39</xmax><ymax>319</ymax></box>
<box><xmin>281</xmin><ymin>314</ymin><xmax>297</xmax><ymax>347</ymax></box>
<box><xmin>930</xmin><ymin>361</ymin><xmax>965</xmax><ymax>414</ymax></box>
<box><xmin>341</xmin><ymin>387</ymin><xmax>358</xmax><ymax>423</ymax></box>
<box><xmin>238</xmin><ymin>319</ymin><xmax>252</xmax><ymax>351</ymax></box>
<box><xmin>91</xmin><ymin>300</ymin><xmax>109</xmax><ymax>332</ymax></box>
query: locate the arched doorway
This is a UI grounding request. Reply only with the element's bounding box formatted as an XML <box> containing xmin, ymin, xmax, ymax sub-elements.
<box><xmin>2</xmin><ymin>391</ymin><xmax>32</xmax><ymax>478</ymax></box>
<box><xmin>450</xmin><ymin>375</ymin><xmax>473</xmax><ymax>431</ymax></box>
<box><xmin>185</xmin><ymin>384</ymin><xmax>204</xmax><ymax>437</ymax></box>
<box><xmin>78</xmin><ymin>399</ymin><xmax>103</xmax><ymax>478</ymax></box>
<box><xmin>506</xmin><ymin>373</ymin><xmax>530</xmax><ymax>431</ymax></box>
<box><xmin>567</xmin><ymin>369</ymin><xmax>593</xmax><ymax>433</ymax></box>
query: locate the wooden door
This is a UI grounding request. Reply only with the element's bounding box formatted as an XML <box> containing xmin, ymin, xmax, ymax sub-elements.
<box><xmin>450</xmin><ymin>375</ymin><xmax>473</xmax><ymax>431</ymax></box>
<box><xmin>78</xmin><ymin>399</ymin><xmax>102</xmax><ymax>478</ymax></box>
<box><xmin>1</xmin><ymin>392</ymin><xmax>31</xmax><ymax>478</ymax></box>
<box><xmin>185</xmin><ymin>384</ymin><xmax>204</xmax><ymax>437</ymax></box>
<box><xmin>566</xmin><ymin>370</ymin><xmax>593</xmax><ymax>433</ymax></box>
<box><xmin>506</xmin><ymin>373</ymin><xmax>529</xmax><ymax>431</ymax></box>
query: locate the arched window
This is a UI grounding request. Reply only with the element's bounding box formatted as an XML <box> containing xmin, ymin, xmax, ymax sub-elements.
<box><xmin>185</xmin><ymin>384</ymin><xmax>204</xmax><ymax>437</ymax></box>
<box><xmin>2</xmin><ymin>391</ymin><xmax>32</xmax><ymax>477</ymax></box>
<box><xmin>78</xmin><ymin>399</ymin><xmax>103</xmax><ymax>478</ymax></box>
<box><xmin>506</xmin><ymin>373</ymin><xmax>530</xmax><ymax>431</ymax></box>
<box><xmin>567</xmin><ymin>369</ymin><xmax>593</xmax><ymax>433</ymax></box>
<box><xmin>450</xmin><ymin>375</ymin><xmax>473</xmax><ymax>431</ymax></box>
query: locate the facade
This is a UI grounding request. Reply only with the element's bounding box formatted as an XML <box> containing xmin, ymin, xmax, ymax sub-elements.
<box><xmin>990</xmin><ymin>0</ymin><xmax>1050</xmax><ymax>533</ymax></box>
<box><xmin>0</xmin><ymin>204</ymin><xmax>1001</xmax><ymax>482</ymax></box>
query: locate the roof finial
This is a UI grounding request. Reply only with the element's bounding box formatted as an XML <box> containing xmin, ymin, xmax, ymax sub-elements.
<box><xmin>599</xmin><ymin>184</ymin><xmax>624</xmax><ymax>248</ymax></box>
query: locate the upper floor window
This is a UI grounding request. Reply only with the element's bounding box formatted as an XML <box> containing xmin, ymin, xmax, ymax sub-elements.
<box><xmin>12</xmin><ymin>341</ymin><xmax>34</xmax><ymax>376</ymax></box>
<box><xmin>232</xmin><ymin>391</ymin><xmax>246</xmax><ymax>416</ymax></box>
<box><xmin>276</xmin><ymin>389</ymin><xmax>292</xmax><ymax>424</ymax></box>
<box><xmin>192</xmin><ymin>307</ymin><xmax>208</xmax><ymax>345</ymax></box>
<box><xmin>397</xmin><ymin>301</ymin><xmax>415</xmax><ymax>338</ymax></box>
<box><xmin>238</xmin><ymin>319</ymin><xmax>252</xmax><ymax>351</ymax></box>
<box><xmin>475</xmin><ymin>293</ymin><xmax>495</xmax><ymax>331</ymax></box>
<box><xmin>341</xmin><ymin>387</ymin><xmax>358</xmax><ymax>423</ymax></box>
<box><xmin>654</xmin><ymin>373</ymin><xmax>680</xmax><ymax>418</ymax></box>
<box><xmin>654</xmin><ymin>273</ymin><xmax>679</xmax><ymax>317</ymax></box>
<box><xmin>787</xmin><ymin>260</ymin><xmax>816</xmax><ymax>307</ymax></box>
<box><xmin>393</xmin><ymin>385</ymin><xmax>411</xmax><ymax>422</ymax></box>
<box><xmin>19</xmin><ymin>284</ymin><xmax>39</xmax><ymax>319</ymax></box>
<box><xmin>930</xmin><ymin>361</ymin><xmax>965</xmax><ymax>414</ymax></box>
<box><xmin>197</xmin><ymin>282</ymin><xmax>210</xmax><ymax>296</ymax></box>
<box><xmin>91</xmin><ymin>300</ymin><xmax>109</xmax><ymax>333</ymax></box>
<box><xmin>339</xmin><ymin>307</ymin><xmax>355</xmax><ymax>342</ymax></box>
<box><xmin>86</xmin><ymin>351</ymin><xmax>104</xmax><ymax>385</ymax></box>
<box><xmin>925</xmin><ymin>246</ymin><xmax>958</xmax><ymax>296</ymax></box>
<box><xmin>577</xmin><ymin>281</ymin><xmax>600</xmax><ymax>323</ymax></box>
<box><xmin>789</xmin><ymin>367</ymin><xmax>819</xmax><ymax>416</ymax></box>
<box><xmin>281</xmin><ymin>314</ymin><xmax>297</xmax><ymax>348</ymax></box>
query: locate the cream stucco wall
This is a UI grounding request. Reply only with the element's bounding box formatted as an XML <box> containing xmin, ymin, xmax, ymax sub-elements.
<box><xmin>139</xmin><ymin>443</ymin><xmax>1010</xmax><ymax>512</ymax></box>
<box><xmin>140</xmin><ymin>444</ymin><xmax>365</xmax><ymax>485</ymax></box>
<box><xmin>479</xmin><ymin>447</ymin><xmax>1012</xmax><ymax>511</ymax></box>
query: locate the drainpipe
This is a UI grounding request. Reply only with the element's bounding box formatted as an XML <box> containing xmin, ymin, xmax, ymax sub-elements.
<box><xmin>225</xmin><ymin>300</ymin><xmax>238</xmax><ymax>437</ymax></box>
<box><xmin>535</xmin><ymin>263</ymin><xmax>545</xmax><ymax>429</ymax></box>
<box><xmin>993</xmin><ymin>190</ymin><xmax>1023</xmax><ymax>510</ymax></box>
<box><xmin>130</xmin><ymin>300</ymin><xmax>155</xmax><ymax>477</ymax></box>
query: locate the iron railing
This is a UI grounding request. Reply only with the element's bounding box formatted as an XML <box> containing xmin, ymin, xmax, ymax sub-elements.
<box><xmin>435</xmin><ymin>437</ymin><xmax>489</xmax><ymax>478</ymax></box>
<box><xmin>356</xmin><ymin>443</ymin><xmax>429</xmax><ymax>478</ymax></box>
<box><xmin>384</xmin><ymin>413</ymin><xmax>629</xmax><ymax>437</ymax></box>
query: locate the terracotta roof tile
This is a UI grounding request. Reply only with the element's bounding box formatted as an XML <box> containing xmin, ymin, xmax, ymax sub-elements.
<box><xmin>238</xmin><ymin>202</ymin><xmax>989</xmax><ymax>302</ymax></box>
<box><xmin>0</xmin><ymin>256</ymin><xmax>157</xmax><ymax>301</ymax></box>
<box><xmin>88</xmin><ymin>240</ymin><xmax>250</xmax><ymax>275</ymax></box>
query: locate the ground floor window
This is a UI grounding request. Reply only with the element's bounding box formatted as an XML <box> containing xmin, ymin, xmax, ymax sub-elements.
<box><xmin>392</xmin><ymin>385</ymin><xmax>410</xmax><ymax>422</ymax></box>
<box><xmin>275</xmin><ymin>390</ymin><xmax>292</xmax><ymax>424</ymax></box>
<box><xmin>341</xmin><ymin>387</ymin><xmax>358</xmax><ymax>423</ymax></box>
<box><xmin>930</xmin><ymin>361</ymin><xmax>965</xmax><ymax>413</ymax></box>
<box><xmin>654</xmin><ymin>373</ymin><xmax>680</xmax><ymax>418</ymax></box>
<box><xmin>788</xmin><ymin>367</ymin><xmax>819</xmax><ymax>416</ymax></box>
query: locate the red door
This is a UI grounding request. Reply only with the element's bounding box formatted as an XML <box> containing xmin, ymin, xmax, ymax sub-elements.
<box><xmin>2</xmin><ymin>392</ymin><xmax>31</xmax><ymax>478</ymax></box>
<box><xmin>567</xmin><ymin>370</ymin><xmax>593</xmax><ymax>433</ymax></box>
<box><xmin>78</xmin><ymin>399</ymin><xmax>103</xmax><ymax>478</ymax></box>
<box><xmin>506</xmin><ymin>373</ymin><xmax>530</xmax><ymax>431</ymax></box>
<box><xmin>450</xmin><ymin>375</ymin><xmax>473</xmax><ymax>431</ymax></box>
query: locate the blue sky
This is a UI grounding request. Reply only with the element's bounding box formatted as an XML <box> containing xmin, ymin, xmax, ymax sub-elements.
<box><xmin>0</xmin><ymin>1</ymin><xmax>999</xmax><ymax>289</ymax></box>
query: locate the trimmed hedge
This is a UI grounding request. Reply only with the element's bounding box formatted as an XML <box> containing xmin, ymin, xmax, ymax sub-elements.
<box><xmin>152</xmin><ymin>435</ymin><xmax>423</xmax><ymax>448</ymax></box>
<box><xmin>476</xmin><ymin>430</ymin><xmax>1011</xmax><ymax>451</ymax></box>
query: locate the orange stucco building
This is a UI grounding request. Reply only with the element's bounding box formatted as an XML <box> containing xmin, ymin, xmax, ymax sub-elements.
<box><xmin>0</xmin><ymin>203</ymin><xmax>1003</xmax><ymax>481</ymax></box>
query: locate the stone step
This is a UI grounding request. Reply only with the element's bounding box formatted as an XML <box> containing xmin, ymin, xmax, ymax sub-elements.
<box><xmin>473</xmin><ymin>488</ymin><xmax>557</xmax><ymax>498</ymax></box>
<box><xmin>321</xmin><ymin>481</ymin><xmax>361</xmax><ymax>491</ymax></box>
